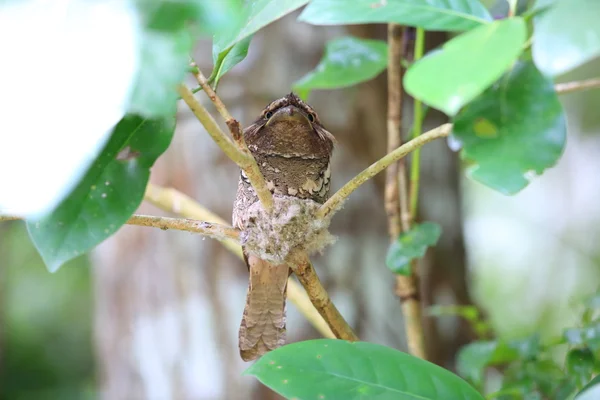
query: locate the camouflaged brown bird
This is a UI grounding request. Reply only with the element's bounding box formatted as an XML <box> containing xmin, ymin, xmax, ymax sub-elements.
<box><xmin>232</xmin><ymin>93</ymin><xmax>335</xmax><ymax>361</ymax></box>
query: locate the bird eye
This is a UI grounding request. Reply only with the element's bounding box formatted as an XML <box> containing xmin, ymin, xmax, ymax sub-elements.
<box><xmin>307</xmin><ymin>113</ymin><xmax>315</xmax><ymax>122</ymax></box>
<box><xmin>265</xmin><ymin>111</ymin><xmax>273</xmax><ymax>119</ymax></box>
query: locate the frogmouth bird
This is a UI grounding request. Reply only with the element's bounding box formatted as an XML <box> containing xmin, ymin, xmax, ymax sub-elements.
<box><xmin>232</xmin><ymin>93</ymin><xmax>335</xmax><ymax>361</ymax></box>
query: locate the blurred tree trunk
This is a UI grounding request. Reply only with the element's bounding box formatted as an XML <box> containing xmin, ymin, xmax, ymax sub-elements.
<box><xmin>91</xmin><ymin>15</ymin><xmax>470</xmax><ymax>400</ymax></box>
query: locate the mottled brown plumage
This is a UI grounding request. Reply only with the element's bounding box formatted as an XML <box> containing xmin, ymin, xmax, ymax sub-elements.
<box><xmin>232</xmin><ymin>93</ymin><xmax>335</xmax><ymax>361</ymax></box>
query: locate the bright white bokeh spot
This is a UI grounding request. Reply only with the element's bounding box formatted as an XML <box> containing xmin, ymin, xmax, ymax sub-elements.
<box><xmin>0</xmin><ymin>0</ymin><xmax>141</xmax><ymax>218</ymax></box>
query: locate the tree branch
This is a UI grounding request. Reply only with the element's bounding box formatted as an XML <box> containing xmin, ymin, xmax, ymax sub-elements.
<box><xmin>144</xmin><ymin>183</ymin><xmax>335</xmax><ymax>339</ymax></box>
<box><xmin>0</xmin><ymin>213</ymin><xmax>239</xmax><ymax>242</ymax></box>
<box><xmin>386</xmin><ymin>24</ymin><xmax>427</xmax><ymax>360</ymax></box>
<box><xmin>317</xmin><ymin>124</ymin><xmax>452</xmax><ymax>219</ymax></box>
<box><xmin>288</xmin><ymin>252</ymin><xmax>358</xmax><ymax>341</ymax></box>
<box><xmin>187</xmin><ymin>63</ymin><xmax>274</xmax><ymax>211</ymax></box>
<box><xmin>385</xmin><ymin>24</ymin><xmax>407</xmax><ymax>241</ymax></box>
<box><xmin>555</xmin><ymin>78</ymin><xmax>600</xmax><ymax>94</ymax></box>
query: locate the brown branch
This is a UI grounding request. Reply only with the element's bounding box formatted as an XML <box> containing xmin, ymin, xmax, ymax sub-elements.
<box><xmin>317</xmin><ymin>124</ymin><xmax>452</xmax><ymax>219</ymax></box>
<box><xmin>145</xmin><ymin>183</ymin><xmax>243</xmax><ymax>258</ymax></box>
<box><xmin>177</xmin><ymin>84</ymin><xmax>244</xmax><ymax>164</ymax></box>
<box><xmin>385</xmin><ymin>24</ymin><xmax>407</xmax><ymax>240</ymax></box>
<box><xmin>387</xmin><ymin>24</ymin><xmax>427</xmax><ymax>360</ymax></box>
<box><xmin>288</xmin><ymin>252</ymin><xmax>358</xmax><ymax>341</ymax></box>
<box><xmin>188</xmin><ymin>63</ymin><xmax>274</xmax><ymax>211</ymax></box>
<box><xmin>144</xmin><ymin>183</ymin><xmax>335</xmax><ymax>339</ymax></box>
<box><xmin>555</xmin><ymin>78</ymin><xmax>600</xmax><ymax>94</ymax></box>
<box><xmin>0</xmin><ymin>213</ymin><xmax>239</xmax><ymax>242</ymax></box>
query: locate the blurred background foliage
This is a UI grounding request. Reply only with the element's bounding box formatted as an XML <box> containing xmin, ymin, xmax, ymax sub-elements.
<box><xmin>1</xmin><ymin>0</ymin><xmax>600</xmax><ymax>399</ymax></box>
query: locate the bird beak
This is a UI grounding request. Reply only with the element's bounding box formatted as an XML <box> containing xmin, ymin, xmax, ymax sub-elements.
<box><xmin>265</xmin><ymin>105</ymin><xmax>311</xmax><ymax>127</ymax></box>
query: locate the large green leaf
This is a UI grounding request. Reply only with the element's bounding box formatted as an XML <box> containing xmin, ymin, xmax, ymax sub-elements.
<box><xmin>246</xmin><ymin>339</ymin><xmax>484</xmax><ymax>400</ymax></box>
<box><xmin>293</xmin><ymin>36</ymin><xmax>388</xmax><ymax>98</ymax></box>
<box><xmin>386</xmin><ymin>222</ymin><xmax>441</xmax><ymax>276</ymax></box>
<box><xmin>532</xmin><ymin>0</ymin><xmax>600</xmax><ymax>77</ymax></box>
<box><xmin>404</xmin><ymin>17</ymin><xmax>526</xmax><ymax>116</ymax></box>
<box><xmin>211</xmin><ymin>0</ymin><xmax>310</xmax><ymax>86</ymax></box>
<box><xmin>27</xmin><ymin>115</ymin><xmax>175</xmax><ymax>272</ymax></box>
<box><xmin>452</xmin><ymin>61</ymin><xmax>566</xmax><ymax>194</ymax></box>
<box><xmin>299</xmin><ymin>0</ymin><xmax>492</xmax><ymax>31</ymax></box>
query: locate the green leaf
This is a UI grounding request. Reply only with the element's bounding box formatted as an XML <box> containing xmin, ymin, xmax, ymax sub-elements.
<box><xmin>576</xmin><ymin>375</ymin><xmax>600</xmax><ymax>400</ymax></box>
<box><xmin>452</xmin><ymin>61</ymin><xmax>566</xmax><ymax>194</ymax></box>
<box><xmin>293</xmin><ymin>36</ymin><xmax>388</xmax><ymax>96</ymax></box>
<box><xmin>458</xmin><ymin>337</ymin><xmax>539</xmax><ymax>386</ymax></box>
<box><xmin>567</xmin><ymin>349</ymin><xmax>596</xmax><ymax>388</ymax></box>
<box><xmin>565</xmin><ymin>322</ymin><xmax>600</xmax><ymax>355</ymax></box>
<box><xmin>246</xmin><ymin>339</ymin><xmax>484</xmax><ymax>400</ymax></box>
<box><xmin>136</xmin><ymin>0</ymin><xmax>242</xmax><ymax>36</ymax></box>
<box><xmin>386</xmin><ymin>222</ymin><xmax>441</xmax><ymax>276</ymax></box>
<box><xmin>404</xmin><ymin>17</ymin><xmax>526</xmax><ymax>116</ymax></box>
<box><xmin>129</xmin><ymin>0</ymin><xmax>244</xmax><ymax>116</ymax></box>
<box><xmin>27</xmin><ymin>115</ymin><xmax>175</xmax><ymax>272</ymax></box>
<box><xmin>299</xmin><ymin>0</ymin><xmax>492</xmax><ymax>31</ymax></box>
<box><xmin>128</xmin><ymin>26</ymin><xmax>192</xmax><ymax>117</ymax></box>
<box><xmin>211</xmin><ymin>0</ymin><xmax>310</xmax><ymax>85</ymax></box>
<box><xmin>209</xmin><ymin>35</ymin><xmax>252</xmax><ymax>88</ymax></box>
<box><xmin>532</xmin><ymin>0</ymin><xmax>600</xmax><ymax>77</ymax></box>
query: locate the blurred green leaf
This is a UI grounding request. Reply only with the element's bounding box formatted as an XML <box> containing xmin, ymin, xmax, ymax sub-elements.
<box><xmin>136</xmin><ymin>0</ymin><xmax>241</xmax><ymax>35</ymax></box>
<box><xmin>129</xmin><ymin>0</ymin><xmax>244</xmax><ymax>116</ymax></box>
<box><xmin>196</xmin><ymin>0</ymin><xmax>243</xmax><ymax>36</ymax></box>
<box><xmin>299</xmin><ymin>0</ymin><xmax>492</xmax><ymax>31</ymax></box>
<box><xmin>565</xmin><ymin>322</ymin><xmax>600</xmax><ymax>355</ymax></box>
<box><xmin>27</xmin><ymin>115</ymin><xmax>175</xmax><ymax>272</ymax></box>
<box><xmin>129</xmin><ymin>29</ymin><xmax>191</xmax><ymax>117</ymax></box>
<box><xmin>587</xmin><ymin>293</ymin><xmax>600</xmax><ymax>309</ymax></box>
<box><xmin>211</xmin><ymin>0</ymin><xmax>310</xmax><ymax>85</ymax></box>
<box><xmin>209</xmin><ymin>35</ymin><xmax>252</xmax><ymax>88</ymax></box>
<box><xmin>246</xmin><ymin>339</ymin><xmax>484</xmax><ymax>400</ymax></box>
<box><xmin>532</xmin><ymin>0</ymin><xmax>600</xmax><ymax>77</ymax></box>
<box><xmin>567</xmin><ymin>349</ymin><xmax>596</xmax><ymax>388</ymax></box>
<box><xmin>576</xmin><ymin>375</ymin><xmax>600</xmax><ymax>400</ymax></box>
<box><xmin>525</xmin><ymin>360</ymin><xmax>574</xmax><ymax>398</ymax></box>
<box><xmin>458</xmin><ymin>337</ymin><xmax>539</xmax><ymax>386</ymax></box>
<box><xmin>452</xmin><ymin>61</ymin><xmax>566</xmax><ymax>194</ymax></box>
<box><xmin>386</xmin><ymin>222</ymin><xmax>441</xmax><ymax>276</ymax></box>
<box><xmin>428</xmin><ymin>305</ymin><xmax>492</xmax><ymax>337</ymax></box>
<box><xmin>293</xmin><ymin>36</ymin><xmax>387</xmax><ymax>97</ymax></box>
<box><xmin>404</xmin><ymin>17</ymin><xmax>526</xmax><ymax>116</ymax></box>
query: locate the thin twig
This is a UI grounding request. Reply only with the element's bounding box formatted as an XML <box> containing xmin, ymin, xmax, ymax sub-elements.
<box><xmin>555</xmin><ymin>78</ymin><xmax>600</xmax><ymax>94</ymax></box>
<box><xmin>408</xmin><ymin>28</ymin><xmax>426</xmax><ymax>220</ymax></box>
<box><xmin>144</xmin><ymin>183</ymin><xmax>335</xmax><ymax>339</ymax></box>
<box><xmin>317</xmin><ymin>124</ymin><xmax>452</xmax><ymax>219</ymax></box>
<box><xmin>189</xmin><ymin>63</ymin><xmax>274</xmax><ymax>211</ymax></box>
<box><xmin>0</xmin><ymin>213</ymin><xmax>239</xmax><ymax>242</ymax></box>
<box><xmin>177</xmin><ymin>84</ymin><xmax>244</xmax><ymax>164</ymax></box>
<box><xmin>288</xmin><ymin>252</ymin><xmax>358</xmax><ymax>341</ymax></box>
<box><xmin>386</xmin><ymin>24</ymin><xmax>427</xmax><ymax>360</ymax></box>
<box><xmin>145</xmin><ymin>183</ymin><xmax>243</xmax><ymax>258</ymax></box>
<box><xmin>385</xmin><ymin>24</ymin><xmax>406</xmax><ymax>240</ymax></box>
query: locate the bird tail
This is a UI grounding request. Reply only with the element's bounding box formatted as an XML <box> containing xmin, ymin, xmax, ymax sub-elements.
<box><xmin>238</xmin><ymin>254</ymin><xmax>289</xmax><ymax>361</ymax></box>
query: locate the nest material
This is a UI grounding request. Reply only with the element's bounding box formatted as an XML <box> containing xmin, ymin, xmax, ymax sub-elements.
<box><xmin>240</xmin><ymin>195</ymin><xmax>336</xmax><ymax>263</ymax></box>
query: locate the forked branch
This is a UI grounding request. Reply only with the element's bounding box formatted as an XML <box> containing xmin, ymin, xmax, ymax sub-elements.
<box><xmin>185</xmin><ymin>62</ymin><xmax>274</xmax><ymax>211</ymax></box>
<box><xmin>317</xmin><ymin>124</ymin><xmax>452</xmax><ymax>219</ymax></box>
<box><xmin>144</xmin><ymin>183</ymin><xmax>335</xmax><ymax>339</ymax></box>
